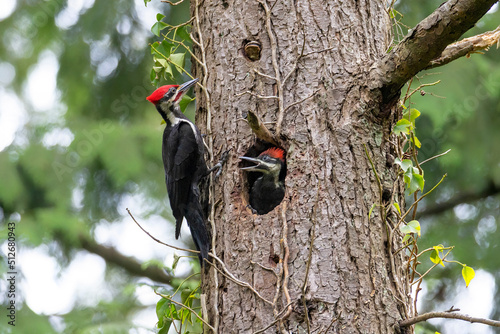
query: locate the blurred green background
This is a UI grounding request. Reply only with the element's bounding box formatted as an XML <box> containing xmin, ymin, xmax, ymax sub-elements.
<box><xmin>0</xmin><ymin>1</ymin><xmax>498</xmax><ymax>333</ymax></box>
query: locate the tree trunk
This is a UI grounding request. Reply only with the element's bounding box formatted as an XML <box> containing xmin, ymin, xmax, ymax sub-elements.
<box><xmin>193</xmin><ymin>1</ymin><xmax>408</xmax><ymax>332</ymax></box>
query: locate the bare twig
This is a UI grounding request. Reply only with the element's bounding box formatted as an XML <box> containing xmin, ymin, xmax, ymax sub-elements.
<box><xmin>210</xmin><ymin>253</ymin><xmax>273</xmax><ymax>305</ymax></box>
<box><xmin>126</xmin><ymin>208</ymin><xmax>199</xmax><ymax>255</ymax></box>
<box><xmin>364</xmin><ymin>145</ymin><xmax>383</xmax><ymax>198</ymax></box>
<box><xmin>420</xmin><ymin>149</ymin><xmax>451</xmax><ymax>165</ymax></box>
<box><xmin>252</xmin><ymin>302</ymin><xmax>294</xmax><ymax>334</ymax></box>
<box><xmin>280</xmin><ymin>200</ymin><xmax>292</xmax><ymax>322</ymax></box>
<box><xmin>283</xmin><ymin>90</ymin><xmax>320</xmax><ymax>114</ymax></box>
<box><xmin>161</xmin><ymin>0</ymin><xmax>186</xmax><ymax>5</ymax></box>
<box><xmin>398</xmin><ymin>174</ymin><xmax>447</xmax><ymax>224</ymax></box>
<box><xmin>402</xmin><ymin>80</ymin><xmax>441</xmax><ymax>104</ymax></box>
<box><xmin>254</xmin><ymin>69</ymin><xmax>277</xmax><ymax>81</ymax></box>
<box><xmin>411</xmin><ymin>248</ymin><xmax>452</xmax><ymax>286</ymax></box>
<box><xmin>320</xmin><ymin>315</ymin><xmax>339</xmax><ymax>334</ymax></box>
<box><xmin>256</xmin><ymin>0</ymin><xmax>285</xmax><ymax>136</ymax></box>
<box><xmin>236</xmin><ymin>91</ymin><xmax>279</xmax><ymax>100</ymax></box>
<box><xmin>400</xmin><ymin>310</ymin><xmax>500</xmax><ymax>328</ymax></box>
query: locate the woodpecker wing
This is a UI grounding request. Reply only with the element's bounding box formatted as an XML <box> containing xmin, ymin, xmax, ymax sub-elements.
<box><xmin>163</xmin><ymin>122</ymin><xmax>200</xmax><ymax>238</ymax></box>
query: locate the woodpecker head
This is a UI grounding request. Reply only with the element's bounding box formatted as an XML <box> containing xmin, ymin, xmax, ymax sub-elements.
<box><xmin>240</xmin><ymin>147</ymin><xmax>286</xmax><ymax>180</ymax></box>
<box><xmin>146</xmin><ymin>78</ymin><xmax>199</xmax><ymax>111</ymax></box>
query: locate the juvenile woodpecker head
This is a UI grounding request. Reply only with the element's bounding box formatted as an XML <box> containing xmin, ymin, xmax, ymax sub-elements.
<box><xmin>146</xmin><ymin>78</ymin><xmax>199</xmax><ymax>111</ymax></box>
<box><xmin>240</xmin><ymin>147</ymin><xmax>286</xmax><ymax>179</ymax></box>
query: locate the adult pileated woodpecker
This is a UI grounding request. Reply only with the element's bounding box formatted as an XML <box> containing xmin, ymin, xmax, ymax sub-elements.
<box><xmin>147</xmin><ymin>78</ymin><xmax>212</xmax><ymax>265</ymax></box>
<box><xmin>240</xmin><ymin>147</ymin><xmax>286</xmax><ymax>215</ymax></box>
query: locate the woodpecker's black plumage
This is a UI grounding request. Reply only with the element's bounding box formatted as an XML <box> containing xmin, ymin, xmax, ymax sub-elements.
<box><xmin>240</xmin><ymin>148</ymin><xmax>286</xmax><ymax>215</ymax></box>
<box><xmin>147</xmin><ymin>78</ymin><xmax>210</xmax><ymax>265</ymax></box>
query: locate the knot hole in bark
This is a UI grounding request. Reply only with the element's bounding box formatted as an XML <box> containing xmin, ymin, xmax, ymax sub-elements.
<box><xmin>239</xmin><ymin>141</ymin><xmax>287</xmax><ymax>215</ymax></box>
<box><xmin>241</xmin><ymin>39</ymin><xmax>262</xmax><ymax>61</ymax></box>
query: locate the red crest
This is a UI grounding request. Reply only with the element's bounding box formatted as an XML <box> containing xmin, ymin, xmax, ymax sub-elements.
<box><xmin>260</xmin><ymin>147</ymin><xmax>285</xmax><ymax>161</ymax></box>
<box><xmin>146</xmin><ymin>85</ymin><xmax>179</xmax><ymax>104</ymax></box>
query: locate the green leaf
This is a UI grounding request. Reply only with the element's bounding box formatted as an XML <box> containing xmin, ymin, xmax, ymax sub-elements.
<box><xmin>172</xmin><ymin>254</ymin><xmax>180</xmax><ymax>270</ymax></box>
<box><xmin>411</xmin><ymin>134</ymin><xmax>422</xmax><ymax>148</ymax></box>
<box><xmin>150</xmin><ymin>68</ymin><xmax>158</xmax><ymax>82</ymax></box>
<box><xmin>395</xmin><ymin>158</ymin><xmax>412</xmax><ymax>172</ymax></box>
<box><xmin>430</xmin><ymin>246</ymin><xmax>445</xmax><ymax>267</ymax></box>
<box><xmin>179</xmin><ymin>94</ymin><xmax>195</xmax><ymax>112</ymax></box>
<box><xmin>407</xmin><ymin>168</ymin><xmax>424</xmax><ymax>195</ymax></box>
<box><xmin>170</xmin><ymin>303</ymin><xmax>180</xmax><ymax>320</ymax></box>
<box><xmin>157</xmin><ymin>41</ymin><xmax>174</xmax><ymax>58</ymax></box>
<box><xmin>389</xmin><ymin>8</ymin><xmax>402</xmax><ymax>19</ymax></box>
<box><xmin>407</xmin><ymin>220</ymin><xmax>421</xmax><ymax>236</ymax></box>
<box><xmin>144</xmin><ymin>0</ymin><xmax>151</xmax><ymax>6</ymax></box>
<box><xmin>181</xmin><ymin>289</ymin><xmax>192</xmax><ymax>303</ymax></box>
<box><xmin>403</xmin><ymin>108</ymin><xmax>421</xmax><ymax>125</ymax></box>
<box><xmin>389</xmin><ymin>8</ymin><xmax>396</xmax><ymax>19</ymax></box>
<box><xmin>164</xmin><ymin>62</ymin><xmax>173</xmax><ymax>78</ymax></box>
<box><xmin>399</xmin><ymin>220</ymin><xmax>420</xmax><ymax>236</ymax></box>
<box><xmin>393</xmin><ymin>118</ymin><xmax>411</xmax><ymax>135</ymax></box>
<box><xmin>393</xmin><ymin>202</ymin><xmax>401</xmax><ymax>215</ymax></box>
<box><xmin>177</xmin><ymin>25</ymin><xmax>193</xmax><ymax>43</ymax></box>
<box><xmin>462</xmin><ymin>265</ymin><xmax>475</xmax><ymax>287</ymax></box>
<box><xmin>368</xmin><ymin>203</ymin><xmax>377</xmax><ymax>219</ymax></box>
<box><xmin>158</xmin><ymin>319</ymin><xmax>172</xmax><ymax>334</ymax></box>
<box><xmin>151</xmin><ymin>21</ymin><xmax>168</xmax><ymax>37</ymax></box>
<box><xmin>156</xmin><ymin>13</ymin><xmax>166</xmax><ymax>21</ymax></box>
<box><xmin>412</xmin><ymin>172</ymin><xmax>424</xmax><ymax>192</ymax></box>
<box><xmin>156</xmin><ymin>298</ymin><xmax>170</xmax><ymax>324</ymax></box>
<box><xmin>181</xmin><ymin>308</ymin><xmax>190</xmax><ymax>324</ymax></box>
<box><xmin>404</xmin><ymin>168</ymin><xmax>413</xmax><ymax>187</ymax></box>
<box><xmin>151</xmin><ymin>41</ymin><xmax>160</xmax><ymax>54</ymax></box>
<box><xmin>169</xmin><ymin>52</ymin><xmax>186</xmax><ymax>72</ymax></box>
<box><xmin>402</xmin><ymin>234</ymin><xmax>411</xmax><ymax>243</ymax></box>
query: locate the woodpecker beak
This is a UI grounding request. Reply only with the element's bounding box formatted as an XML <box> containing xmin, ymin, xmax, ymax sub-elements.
<box><xmin>239</xmin><ymin>156</ymin><xmax>272</xmax><ymax>173</ymax></box>
<box><xmin>175</xmin><ymin>78</ymin><xmax>199</xmax><ymax>101</ymax></box>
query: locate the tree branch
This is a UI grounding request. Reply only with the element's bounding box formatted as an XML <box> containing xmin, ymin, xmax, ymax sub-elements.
<box><xmin>372</xmin><ymin>0</ymin><xmax>498</xmax><ymax>103</ymax></box>
<box><xmin>246</xmin><ymin>110</ymin><xmax>280</xmax><ymax>146</ymax></box>
<box><xmin>418</xmin><ymin>181</ymin><xmax>500</xmax><ymax>218</ymax></box>
<box><xmin>400</xmin><ymin>310</ymin><xmax>500</xmax><ymax>328</ymax></box>
<box><xmin>78</xmin><ymin>234</ymin><xmax>175</xmax><ymax>284</ymax></box>
<box><xmin>425</xmin><ymin>26</ymin><xmax>500</xmax><ymax>69</ymax></box>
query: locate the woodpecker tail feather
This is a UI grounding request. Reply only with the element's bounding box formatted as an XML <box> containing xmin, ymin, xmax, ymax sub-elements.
<box><xmin>185</xmin><ymin>197</ymin><xmax>211</xmax><ymax>265</ymax></box>
<box><xmin>175</xmin><ymin>217</ymin><xmax>183</xmax><ymax>239</ymax></box>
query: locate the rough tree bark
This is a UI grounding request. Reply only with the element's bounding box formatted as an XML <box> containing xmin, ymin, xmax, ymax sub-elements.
<box><xmin>189</xmin><ymin>0</ymin><xmax>497</xmax><ymax>333</ymax></box>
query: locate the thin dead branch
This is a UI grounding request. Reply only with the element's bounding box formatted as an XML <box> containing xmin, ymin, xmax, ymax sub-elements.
<box><xmin>400</xmin><ymin>309</ymin><xmax>500</xmax><ymax>328</ymax></box>
<box><xmin>126</xmin><ymin>208</ymin><xmax>199</xmax><ymax>255</ymax></box>
<box><xmin>246</xmin><ymin>111</ymin><xmax>280</xmax><ymax>149</ymax></box>
<box><xmin>210</xmin><ymin>253</ymin><xmax>273</xmax><ymax>306</ymax></box>
<box><xmin>426</xmin><ymin>26</ymin><xmax>500</xmax><ymax>69</ymax></box>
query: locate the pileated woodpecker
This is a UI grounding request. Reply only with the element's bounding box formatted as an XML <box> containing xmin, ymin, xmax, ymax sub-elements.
<box><xmin>240</xmin><ymin>147</ymin><xmax>286</xmax><ymax>215</ymax></box>
<box><xmin>147</xmin><ymin>78</ymin><xmax>211</xmax><ymax>265</ymax></box>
